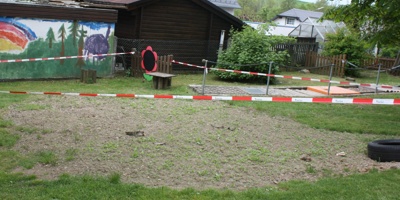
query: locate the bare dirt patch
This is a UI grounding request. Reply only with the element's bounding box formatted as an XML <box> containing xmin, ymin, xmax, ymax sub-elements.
<box><xmin>4</xmin><ymin>95</ymin><xmax>399</xmax><ymax>190</ymax></box>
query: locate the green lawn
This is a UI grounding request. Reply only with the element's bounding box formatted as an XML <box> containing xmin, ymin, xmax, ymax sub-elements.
<box><xmin>0</xmin><ymin>169</ymin><xmax>399</xmax><ymax>199</ymax></box>
<box><xmin>0</xmin><ymin>71</ymin><xmax>399</xmax><ymax>199</ymax></box>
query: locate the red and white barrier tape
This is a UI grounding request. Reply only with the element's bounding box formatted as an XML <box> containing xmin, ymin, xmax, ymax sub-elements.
<box><xmin>0</xmin><ymin>52</ymin><xmax>135</xmax><ymax>63</ymax></box>
<box><xmin>171</xmin><ymin>60</ymin><xmax>399</xmax><ymax>91</ymax></box>
<box><xmin>1</xmin><ymin>90</ymin><xmax>399</xmax><ymax>105</ymax></box>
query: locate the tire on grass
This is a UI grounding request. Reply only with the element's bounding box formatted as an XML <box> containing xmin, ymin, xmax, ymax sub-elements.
<box><xmin>367</xmin><ymin>139</ymin><xmax>400</xmax><ymax>162</ymax></box>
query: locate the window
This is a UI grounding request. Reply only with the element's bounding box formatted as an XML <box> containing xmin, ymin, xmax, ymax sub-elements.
<box><xmin>286</xmin><ymin>17</ymin><xmax>295</xmax><ymax>25</ymax></box>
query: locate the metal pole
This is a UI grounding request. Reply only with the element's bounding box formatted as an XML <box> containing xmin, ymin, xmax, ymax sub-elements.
<box><xmin>327</xmin><ymin>64</ymin><xmax>334</xmax><ymax>95</ymax></box>
<box><xmin>218</xmin><ymin>30</ymin><xmax>225</xmax><ymax>55</ymax></box>
<box><xmin>201</xmin><ymin>59</ymin><xmax>208</xmax><ymax>95</ymax></box>
<box><xmin>266</xmin><ymin>62</ymin><xmax>273</xmax><ymax>95</ymax></box>
<box><xmin>375</xmin><ymin>63</ymin><xmax>382</xmax><ymax>94</ymax></box>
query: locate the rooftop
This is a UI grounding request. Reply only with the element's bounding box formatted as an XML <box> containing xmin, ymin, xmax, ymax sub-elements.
<box><xmin>208</xmin><ymin>0</ymin><xmax>241</xmax><ymax>9</ymax></box>
<box><xmin>274</xmin><ymin>8</ymin><xmax>323</xmax><ymax>22</ymax></box>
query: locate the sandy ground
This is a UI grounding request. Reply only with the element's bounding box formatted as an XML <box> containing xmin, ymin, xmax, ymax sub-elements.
<box><xmin>3</xmin><ymin>95</ymin><xmax>399</xmax><ymax>190</ymax></box>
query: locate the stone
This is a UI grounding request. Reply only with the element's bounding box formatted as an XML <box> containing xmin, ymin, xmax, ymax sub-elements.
<box><xmin>300</xmin><ymin>69</ymin><xmax>310</xmax><ymax>73</ymax></box>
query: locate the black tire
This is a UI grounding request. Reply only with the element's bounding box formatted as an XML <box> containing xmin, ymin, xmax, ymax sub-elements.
<box><xmin>367</xmin><ymin>139</ymin><xmax>400</xmax><ymax>162</ymax></box>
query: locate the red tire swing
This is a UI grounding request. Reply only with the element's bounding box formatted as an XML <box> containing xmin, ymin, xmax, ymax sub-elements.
<box><xmin>141</xmin><ymin>46</ymin><xmax>158</xmax><ymax>81</ymax></box>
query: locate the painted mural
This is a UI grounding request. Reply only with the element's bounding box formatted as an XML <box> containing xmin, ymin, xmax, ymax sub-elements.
<box><xmin>0</xmin><ymin>17</ymin><xmax>115</xmax><ymax>80</ymax></box>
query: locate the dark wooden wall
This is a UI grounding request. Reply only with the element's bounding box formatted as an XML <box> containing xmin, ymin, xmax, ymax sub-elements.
<box><xmin>140</xmin><ymin>0</ymin><xmax>210</xmax><ymax>40</ymax></box>
<box><xmin>115</xmin><ymin>10</ymin><xmax>140</xmax><ymax>38</ymax></box>
<box><xmin>114</xmin><ymin>0</ymin><xmax>242</xmax><ymax>71</ymax></box>
<box><xmin>115</xmin><ymin>0</ymin><xmax>238</xmax><ymax>41</ymax></box>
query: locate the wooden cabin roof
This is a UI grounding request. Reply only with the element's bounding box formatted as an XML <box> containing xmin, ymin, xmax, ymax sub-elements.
<box><xmin>81</xmin><ymin>0</ymin><xmax>245</xmax><ymax>28</ymax></box>
<box><xmin>0</xmin><ymin>1</ymin><xmax>118</xmax><ymax>23</ymax></box>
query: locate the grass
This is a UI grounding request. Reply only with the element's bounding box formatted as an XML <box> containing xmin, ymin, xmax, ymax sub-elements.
<box><xmin>65</xmin><ymin>148</ymin><xmax>78</xmax><ymax>162</ymax></box>
<box><xmin>14</xmin><ymin>150</ymin><xmax>59</xmax><ymax>169</ymax></box>
<box><xmin>0</xmin><ymin>169</ymin><xmax>399</xmax><ymax>199</ymax></box>
<box><xmin>0</xmin><ymin>71</ymin><xmax>399</xmax><ymax>198</ymax></box>
<box><xmin>229</xmin><ymin>100</ymin><xmax>400</xmax><ymax>135</ymax></box>
<box><xmin>0</xmin><ymin>71</ymin><xmax>398</xmax><ymax>94</ymax></box>
<box><xmin>0</xmin><ymin>93</ymin><xmax>27</xmax><ymax>108</ymax></box>
<box><xmin>0</xmin><ymin>118</ymin><xmax>13</xmax><ymax>128</ymax></box>
<box><xmin>0</xmin><ymin>129</ymin><xmax>20</xmax><ymax>148</ymax></box>
<box><xmin>278</xmin><ymin>70</ymin><xmax>400</xmax><ymax>87</ymax></box>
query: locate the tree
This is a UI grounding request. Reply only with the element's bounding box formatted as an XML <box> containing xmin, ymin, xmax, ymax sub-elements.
<box><xmin>280</xmin><ymin>0</ymin><xmax>297</xmax><ymax>12</ymax></box>
<box><xmin>69</xmin><ymin>20</ymin><xmax>79</xmax><ymax>47</ymax></box>
<box><xmin>75</xmin><ymin>25</ymin><xmax>87</xmax><ymax>68</ymax></box>
<box><xmin>302</xmin><ymin>0</ymin><xmax>332</xmax><ymax>12</ymax></box>
<box><xmin>313</xmin><ymin>0</ymin><xmax>331</xmax><ymax>11</ymax></box>
<box><xmin>322</xmin><ymin>0</ymin><xmax>400</xmax><ymax>46</ymax></box>
<box><xmin>45</xmin><ymin>27</ymin><xmax>55</xmax><ymax>48</ymax></box>
<box><xmin>58</xmin><ymin>24</ymin><xmax>66</xmax><ymax>65</ymax></box>
<box><xmin>322</xmin><ymin>28</ymin><xmax>369</xmax><ymax>77</ymax></box>
<box><xmin>214</xmin><ymin>26</ymin><xmax>295</xmax><ymax>82</ymax></box>
<box><xmin>236</xmin><ymin>0</ymin><xmax>264</xmax><ymax>21</ymax></box>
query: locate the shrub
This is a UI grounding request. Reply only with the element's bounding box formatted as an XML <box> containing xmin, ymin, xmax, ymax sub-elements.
<box><xmin>214</xmin><ymin>26</ymin><xmax>295</xmax><ymax>83</ymax></box>
<box><xmin>379</xmin><ymin>46</ymin><xmax>400</xmax><ymax>58</ymax></box>
<box><xmin>322</xmin><ymin>28</ymin><xmax>370</xmax><ymax>77</ymax></box>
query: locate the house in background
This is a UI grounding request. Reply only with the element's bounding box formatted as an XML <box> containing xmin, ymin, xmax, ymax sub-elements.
<box><xmin>246</xmin><ymin>8</ymin><xmax>344</xmax><ymax>44</ymax></box>
<box><xmin>270</xmin><ymin>8</ymin><xmax>323</xmax><ymax>37</ymax></box>
<box><xmin>288</xmin><ymin>17</ymin><xmax>345</xmax><ymax>43</ymax></box>
<box><xmin>208</xmin><ymin>0</ymin><xmax>241</xmax><ymax>15</ymax></box>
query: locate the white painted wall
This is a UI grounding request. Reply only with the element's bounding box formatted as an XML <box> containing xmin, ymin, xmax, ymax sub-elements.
<box><xmin>268</xmin><ymin>26</ymin><xmax>296</xmax><ymax>36</ymax></box>
<box><xmin>269</xmin><ymin>17</ymin><xmax>301</xmax><ymax>36</ymax></box>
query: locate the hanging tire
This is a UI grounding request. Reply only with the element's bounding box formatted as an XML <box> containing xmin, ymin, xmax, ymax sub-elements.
<box><xmin>367</xmin><ymin>139</ymin><xmax>400</xmax><ymax>162</ymax></box>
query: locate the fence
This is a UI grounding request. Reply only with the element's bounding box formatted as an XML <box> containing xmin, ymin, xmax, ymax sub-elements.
<box><xmin>117</xmin><ymin>38</ymin><xmax>221</xmax><ymax>73</ymax></box>
<box><xmin>274</xmin><ymin>43</ymin><xmax>319</xmax><ymax>66</ymax></box>
<box><xmin>117</xmin><ymin>37</ymin><xmax>320</xmax><ymax>74</ymax></box>
<box><xmin>361</xmin><ymin>57</ymin><xmax>396</xmax><ymax>70</ymax></box>
<box><xmin>305</xmin><ymin>51</ymin><xmax>346</xmax><ymax>77</ymax></box>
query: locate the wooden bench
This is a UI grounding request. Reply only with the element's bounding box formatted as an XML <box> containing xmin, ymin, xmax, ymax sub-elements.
<box><xmin>147</xmin><ymin>72</ymin><xmax>176</xmax><ymax>89</ymax></box>
<box><xmin>130</xmin><ymin>51</ymin><xmax>175</xmax><ymax>89</ymax></box>
<box><xmin>147</xmin><ymin>55</ymin><xmax>175</xmax><ymax>89</ymax></box>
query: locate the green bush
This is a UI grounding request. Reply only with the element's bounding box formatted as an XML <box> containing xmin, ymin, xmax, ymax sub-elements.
<box><xmin>379</xmin><ymin>46</ymin><xmax>400</xmax><ymax>58</ymax></box>
<box><xmin>322</xmin><ymin>28</ymin><xmax>370</xmax><ymax>77</ymax></box>
<box><xmin>214</xmin><ymin>26</ymin><xmax>295</xmax><ymax>83</ymax></box>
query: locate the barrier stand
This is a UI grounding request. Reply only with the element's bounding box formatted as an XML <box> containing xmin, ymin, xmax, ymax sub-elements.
<box><xmin>266</xmin><ymin>62</ymin><xmax>273</xmax><ymax>95</ymax></box>
<box><xmin>327</xmin><ymin>64</ymin><xmax>334</xmax><ymax>95</ymax></box>
<box><xmin>0</xmin><ymin>52</ymin><xmax>135</xmax><ymax>63</ymax></box>
<box><xmin>1</xmin><ymin>90</ymin><xmax>399</xmax><ymax>105</ymax></box>
<box><xmin>375</xmin><ymin>63</ymin><xmax>382</xmax><ymax>94</ymax></box>
<box><xmin>171</xmin><ymin>60</ymin><xmax>399</xmax><ymax>91</ymax></box>
<box><xmin>201</xmin><ymin>59</ymin><xmax>208</xmax><ymax>95</ymax></box>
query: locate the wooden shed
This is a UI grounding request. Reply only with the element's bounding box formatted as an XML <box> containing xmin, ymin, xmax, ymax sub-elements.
<box><xmin>0</xmin><ymin>1</ymin><xmax>118</xmax><ymax>80</ymax></box>
<box><xmin>82</xmin><ymin>0</ymin><xmax>245</xmax><ymax>70</ymax></box>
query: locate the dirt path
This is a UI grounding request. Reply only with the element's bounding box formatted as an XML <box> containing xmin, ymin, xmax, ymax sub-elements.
<box><xmin>4</xmin><ymin>95</ymin><xmax>398</xmax><ymax>190</ymax></box>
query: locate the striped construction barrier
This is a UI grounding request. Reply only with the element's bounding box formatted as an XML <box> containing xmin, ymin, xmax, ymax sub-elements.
<box><xmin>1</xmin><ymin>90</ymin><xmax>399</xmax><ymax>105</ymax></box>
<box><xmin>1</xmin><ymin>54</ymin><xmax>397</xmax><ymax>91</ymax></box>
<box><xmin>0</xmin><ymin>52</ymin><xmax>136</xmax><ymax>63</ymax></box>
<box><xmin>171</xmin><ymin>60</ymin><xmax>400</xmax><ymax>91</ymax></box>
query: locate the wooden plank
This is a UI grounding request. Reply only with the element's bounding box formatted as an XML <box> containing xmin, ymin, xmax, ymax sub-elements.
<box><xmin>0</xmin><ymin>2</ymin><xmax>117</xmax><ymax>23</ymax></box>
<box><xmin>147</xmin><ymin>72</ymin><xmax>175</xmax><ymax>78</ymax></box>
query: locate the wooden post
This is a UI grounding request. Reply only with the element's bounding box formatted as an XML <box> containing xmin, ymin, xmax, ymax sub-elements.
<box><xmin>132</xmin><ymin>49</ymin><xmax>143</xmax><ymax>78</ymax></box>
<box><xmin>81</xmin><ymin>69</ymin><xmax>96</xmax><ymax>84</ymax></box>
